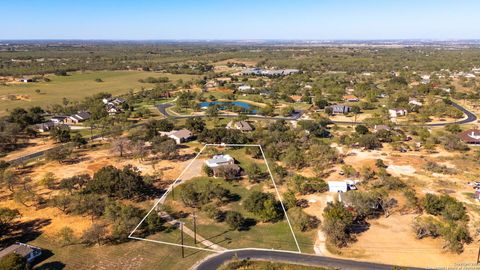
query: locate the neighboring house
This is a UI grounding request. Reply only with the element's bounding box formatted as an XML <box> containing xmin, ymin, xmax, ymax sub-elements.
<box><xmin>50</xmin><ymin>116</ymin><xmax>66</xmax><ymax>124</ymax></box>
<box><xmin>0</xmin><ymin>242</ymin><xmax>42</xmax><ymax>263</ymax></box>
<box><xmin>289</xmin><ymin>95</ymin><xmax>303</xmax><ymax>103</ymax></box>
<box><xmin>64</xmin><ymin>111</ymin><xmax>91</xmax><ymax>125</ymax></box>
<box><xmin>330</xmin><ymin>104</ymin><xmax>351</xmax><ymax>114</ymax></box>
<box><xmin>205</xmin><ymin>80</ymin><xmax>217</xmax><ymax>88</ymax></box>
<box><xmin>33</xmin><ymin>121</ymin><xmax>55</xmax><ymax>132</ymax></box>
<box><xmin>389</xmin><ymin>109</ymin><xmax>408</xmax><ymax>118</ymax></box>
<box><xmin>238</xmin><ymin>85</ymin><xmax>252</xmax><ymax>92</ymax></box>
<box><xmin>343</xmin><ymin>95</ymin><xmax>359</xmax><ymax>102</ymax></box>
<box><xmin>374</xmin><ymin>125</ymin><xmax>391</xmax><ymax>132</ymax></box>
<box><xmin>106</xmin><ymin>104</ymin><xmax>122</xmax><ymax>115</ymax></box>
<box><xmin>17</xmin><ymin>78</ymin><xmax>33</xmax><ymax>83</ymax></box>
<box><xmin>160</xmin><ymin>129</ymin><xmax>194</xmax><ymax>144</ymax></box>
<box><xmin>409</xmin><ymin>98</ymin><xmax>423</xmax><ymax>107</ymax></box>
<box><xmin>102</xmin><ymin>97</ymin><xmax>125</xmax><ymax>106</ymax></box>
<box><xmin>241</xmin><ymin>68</ymin><xmax>299</xmax><ymax>76</ymax></box>
<box><xmin>226</xmin><ymin>120</ymin><xmax>253</xmax><ymax>132</ymax></box>
<box><xmin>327</xmin><ymin>180</ymin><xmax>358</xmax><ymax>193</ymax></box>
<box><xmin>205</xmin><ymin>154</ymin><xmax>235</xmax><ymax>168</ymax></box>
<box><xmin>259</xmin><ymin>90</ymin><xmax>272</xmax><ymax>96</ymax></box>
<box><xmin>458</xmin><ymin>129</ymin><xmax>480</xmax><ymax>145</ymax></box>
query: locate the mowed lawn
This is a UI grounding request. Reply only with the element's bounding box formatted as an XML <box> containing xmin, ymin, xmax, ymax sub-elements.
<box><xmin>158</xmin><ymin>174</ymin><xmax>305</xmax><ymax>252</ymax></box>
<box><xmin>0</xmin><ymin>70</ymin><xmax>199</xmax><ymax>115</ymax></box>
<box><xmin>30</xmin><ymin>233</ymin><xmax>209</xmax><ymax>270</ymax></box>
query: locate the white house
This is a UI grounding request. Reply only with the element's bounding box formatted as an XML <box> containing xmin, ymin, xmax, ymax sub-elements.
<box><xmin>238</xmin><ymin>85</ymin><xmax>252</xmax><ymax>92</ymax></box>
<box><xmin>328</xmin><ymin>180</ymin><xmax>358</xmax><ymax>193</ymax></box>
<box><xmin>205</xmin><ymin>154</ymin><xmax>234</xmax><ymax>168</ymax></box>
<box><xmin>389</xmin><ymin>109</ymin><xmax>408</xmax><ymax>118</ymax></box>
<box><xmin>409</xmin><ymin>98</ymin><xmax>423</xmax><ymax>107</ymax></box>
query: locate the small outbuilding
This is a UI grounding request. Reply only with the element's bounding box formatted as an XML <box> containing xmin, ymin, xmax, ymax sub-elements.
<box><xmin>327</xmin><ymin>180</ymin><xmax>358</xmax><ymax>193</ymax></box>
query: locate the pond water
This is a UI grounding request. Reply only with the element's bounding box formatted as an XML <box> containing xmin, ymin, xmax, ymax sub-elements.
<box><xmin>199</xmin><ymin>101</ymin><xmax>259</xmax><ymax>114</ymax></box>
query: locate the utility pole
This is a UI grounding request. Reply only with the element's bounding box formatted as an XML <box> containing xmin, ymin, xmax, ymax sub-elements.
<box><xmin>477</xmin><ymin>245</ymin><xmax>480</xmax><ymax>264</ymax></box>
<box><xmin>193</xmin><ymin>210</ymin><xmax>197</xmax><ymax>244</ymax></box>
<box><xmin>180</xmin><ymin>222</ymin><xmax>184</xmax><ymax>258</ymax></box>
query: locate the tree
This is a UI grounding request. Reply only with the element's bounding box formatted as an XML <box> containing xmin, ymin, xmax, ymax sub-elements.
<box><xmin>288</xmin><ymin>207</ymin><xmax>319</xmax><ymax>232</ymax></box>
<box><xmin>82</xmin><ymin>223</ymin><xmax>107</xmax><ymax>246</ymax></box>
<box><xmin>322</xmin><ymin>201</ymin><xmax>354</xmax><ymax>247</ymax></box>
<box><xmin>39</xmin><ymin>172</ymin><xmax>56</xmax><ymax>189</ymax></box>
<box><xmin>1</xmin><ymin>170</ymin><xmax>19</xmax><ymax>192</ymax></box>
<box><xmin>225</xmin><ymin>211</ymin><xmax>244</xmax><ymax>231</ymax></box>
<box><xmin>283</xmin><ymin>190</ymin><xmax>297</xmax><ymax>210</ymax></box>
<box><xmin>85</xmin><ymin>165</ymin><xmax>150</xmax><ymax>199</ymax></box>
<box><xmin>144</xmin><ymin>212</ymin><xmax>165</xmax><ymax>233</ymax></box>
<box><xmin>152</xmin><ymin>138</ymin><xmax>178</xmax><ymax>160</ymax></box>
<box><xmin>245</xmin><ymin>163</ymin><xmax>263</xmax><ymax>183</ymax></box>
<box><xmin>58</xmin><ymin>226</ymin><xmax>76</xmax><ymax>246</ymax></box>
<box><xmin>71</xmin><ymin>133</ymin><xmax>87</xmax><ymax>148</ymax></box>
<box><xmin>185</xmin><ymin>117</ymin><xmax>205</xmax><ymax>133</ymax></box>
<box><xmin>0</xmin><ymin>207</ymin><xmax>20</xmax><ymax>233</ymax></box>
<box><xmin>50</xmin><ymin>125</ymin><xmax>71</xmax><ymax>143</ymax></box>
<box><xmin>206</xmin><ymin>105</ymin><xmax>219</xmax><ymax>117</ymax></box>
<box><xmin>45</xmin><ymin>145</ymin><xmax>72</xmax><ymax>163</ymax></box>
<box><xmin>111</xmin><ymin>137</ymin><xmax>131</xmax><ymax>157</ymax></box>
<box><xmin>243</xmin><ymin>191</ymin><xmax>283</xmax><ymax>222</ymax></box>
<box><xmin>358</xmin><ymin>134</ymin><xmax>382</xmax><ymax>149</ymax></box>
<box><xmin>355</xmin><ymin>125</ymin><xmax>369</xmax><ymax>135</ymax></box>
<box><xmin>0</xmin><ymin>253</ymin><xmax>28</xmax><ymax>270</ymax></box>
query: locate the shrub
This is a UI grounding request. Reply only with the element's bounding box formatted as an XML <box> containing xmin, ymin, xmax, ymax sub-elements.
<box><xmin>225</xmin><ymin>211</ymin><xmax>244</xmax><ymax>230</ymax></box>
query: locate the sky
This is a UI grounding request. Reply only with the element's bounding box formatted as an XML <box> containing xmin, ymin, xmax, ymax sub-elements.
<box><xmin>2</xmin><ymin>0</ymin><xmax>480</xmax><ymax>40</ymax></box>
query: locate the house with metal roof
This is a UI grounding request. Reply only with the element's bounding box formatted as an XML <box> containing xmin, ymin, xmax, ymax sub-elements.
<box><xmin>0</xmin><ymin>242</ymin><xmax>42</xmax><ymax>263</ymax></box>
<box><xmin>205</xmin><ymin>154</ymin><xmax>235</xmax><ymax>168</ymax></box>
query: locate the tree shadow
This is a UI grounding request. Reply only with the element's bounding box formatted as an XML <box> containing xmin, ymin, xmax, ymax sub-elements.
<box><xmin>238</xmin><ymin>218</ymin><xmax>256</xmax><ymax>231</ymax></box>
<box><xmin>2</xmin><ymin>218</ymin><xmax>52</xmax><ymax>245</ymax></box>
<box><xmin>31</xmin><ymin>249</ymin><xmax>59</xmax><ymax>269</ymax></box>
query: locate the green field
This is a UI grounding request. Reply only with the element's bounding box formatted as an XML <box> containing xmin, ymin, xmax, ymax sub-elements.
<box><xmin>0</xmin><ymin>70</ymin><xmax>199</xmax><ymax>115</ymax></box>
<box><xmin>30</xmin><ymin>233</ymin><xmax>208</xmax><ymax>270</ymax></box>
<box><xmin>136</xmin><ymin>147</ymin><xmax>315</xmax><ymax>253</ymax></box>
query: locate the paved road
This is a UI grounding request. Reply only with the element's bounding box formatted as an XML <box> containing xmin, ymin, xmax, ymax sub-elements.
<box><xmin>193</xmin><ymin>249</ymin><xmax>428</xmax><ymax>270</ymax></box>
<box><xmin>157</xmin><ymin>101</ymin><xmax>477</xmax><ymax>127</ymax></box>
<box><xmin>6</xmin><ymin>101</ymin><xmax>477</xmax><ymax>165</ymax></box>
<box><xmin>156</xmin><ymin>103</ymin><xmax>303</xmax><ymax>121</ymax></box>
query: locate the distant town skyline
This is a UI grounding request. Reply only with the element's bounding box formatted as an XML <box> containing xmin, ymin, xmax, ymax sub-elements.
<box><xmin>2</xmin><ymin>0</ymin><xmax>480</xmax><ymax>40</ymax></box>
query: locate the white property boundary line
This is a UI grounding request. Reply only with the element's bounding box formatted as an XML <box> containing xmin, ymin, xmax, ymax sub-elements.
<box><xmin>128</xmin><ymin>143</ymin><xmax>302</xmax><ymax>254</ymax></box>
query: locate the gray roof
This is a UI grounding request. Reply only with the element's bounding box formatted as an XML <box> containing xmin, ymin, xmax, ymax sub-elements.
<box><xmin>0</xmin><ymin>243</ymin><xmax>39</xmax><ymax>259</ymax></box>
<box><xmin>170</xmin><ymin>129</ymin><xmax>192</xmax><ymax>139</ymax></box>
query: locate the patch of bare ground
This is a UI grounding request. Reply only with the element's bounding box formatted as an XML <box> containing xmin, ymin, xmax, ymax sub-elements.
<box><xmin>341</xmin><ymin>214</ymin><xmax>477</xmax><ymax>268</ymax></box>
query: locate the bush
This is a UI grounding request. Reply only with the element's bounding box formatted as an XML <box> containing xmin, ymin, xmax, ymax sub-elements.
<box><xmin>202</xmin><ymin>204</ymin><xmax>224</xmax><ymax>222</ymax></box>
<box><xmin>322</xmin><ymin>201</ymin><xmax>354</xmax><ymax>247</ymax></box>
<box><xmin>412</xmin><ymin>216</ymin><xmax>442</xmax><ymax>239</ymax></box>
<box><xmin>422</xmin><ymin>194</ymin><xmax>466</xmax><ymax>221</ymax></box>
<box><xmin>225</xmin><ymin>211</ymin><xmax>244</xmax><ymax>230</ymax></box>
<box><xmin>243</xmin><ymin>191</ymin><xmax>283</xmax><ymax>222</ymax></box>
<box><xmin>288</xmin><ymin>207</ymin><xmax>319</xmax><ymax>232</ymax></box>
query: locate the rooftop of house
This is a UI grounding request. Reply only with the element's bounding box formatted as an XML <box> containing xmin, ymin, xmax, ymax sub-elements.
<box><xmin>458</xmin><ymin>129</ymin><xmax>480</xmax><ymax>143</ymax></box>
<box><xmin>228</xmin><ymin>120</ymin><xmax>253</xmax><ymax>131</ymax></box>
<box><xmin>206</xmin><ymin>154</ymin><xmax>234</xmax><ymax>166</ymax></box>
<box><xmin>169</xmin><ymin>129</ymin><xmax>193</xmax><ymax>139</ymax></box>
<box><xmin>0</xmin><ymin>243</ymin><xmax>40</xmax><ymax>259</ymax></box>
<box><xmin>343</xmin><ymin>95</ymin><xmax>358</xmax><ymax>100</ymax></box>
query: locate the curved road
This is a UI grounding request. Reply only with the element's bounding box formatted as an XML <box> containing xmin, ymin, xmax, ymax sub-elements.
<box><xmin>193</xmin><ymin>249</ymin><xmax>427</xmax><ymax>270</ymax></box>
<box><xmin>157</xmin><ymin>101</ymin><xmax>477</xmax><ymax>127</ymax></box>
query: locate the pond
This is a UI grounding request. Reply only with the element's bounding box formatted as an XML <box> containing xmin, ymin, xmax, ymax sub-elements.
<box><xmin>199</xmin><ymin>101</ymin><xmax>259</xmax><ymax>114</ymax></box>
